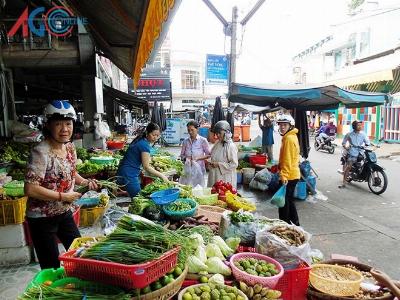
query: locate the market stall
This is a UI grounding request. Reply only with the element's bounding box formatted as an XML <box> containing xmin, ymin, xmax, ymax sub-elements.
<box><xmin>1</xmin><ymin>113</ymin><xmax>396</xmax><ymax>300</ymax></box>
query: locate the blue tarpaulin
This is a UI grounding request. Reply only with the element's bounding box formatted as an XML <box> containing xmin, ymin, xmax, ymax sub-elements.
<box><xmin>229</xmin><ymin>83</ymin><xmax>388</xmax><ymax>110</ymax></box>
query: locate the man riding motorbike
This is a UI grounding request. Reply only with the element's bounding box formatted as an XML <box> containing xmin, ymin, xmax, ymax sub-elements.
<box><xmin>339</xmin><ymin>120</ymin><xmax>370</xmax><ymax>188</ymax></box>
<box><xmin>316</xmin><ymin>121</ymin><xmax>337</xmax><ymax>150</ymax></box>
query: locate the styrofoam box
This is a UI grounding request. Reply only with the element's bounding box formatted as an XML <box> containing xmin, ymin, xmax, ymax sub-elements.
<box><xmin>0</xmin><ymin>224</ymin><xmax>26</xmax><ymax>248</ymax></box>
<box><xmin>0</xmin><ymin>246</ymin><xmax>31</xmax><ymax>266</ymax></box>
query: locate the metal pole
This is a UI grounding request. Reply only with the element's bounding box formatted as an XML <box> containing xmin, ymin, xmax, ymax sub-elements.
<box><xmin>229</xmin><ymin>6</ymin><xmax>238</xmax><ymax>100</ymax></box>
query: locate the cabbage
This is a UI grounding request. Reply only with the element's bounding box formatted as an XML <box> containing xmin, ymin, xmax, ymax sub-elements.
<box><xmin>195</xmin><ymin>245</ymin><xmax>207</xmax><ymax>263</ymax></box>
<box><xmin>206</xmin><ymin>243</ymin><xmax>225</xmax><ymax>259</ymax></box>
<box><xmin>212</xmin><ymin>236</ymin><xmax>234</xmax><ymax>257</ymax></box>
<box><xmin>225</xmin><ymin>237</ymin><xmax>241</xmax><ymax>251</ymax></box>
<box><xmin>208</xmin><ymin>274</ymin><xmax>225</xmax><ymax>286</ymax></box>
<box><xmin>188</xmin><ymin>255</ymin><xmax>208</xmax><ymax>273</ymax></box>
<box><xmin>188</xmin><ymin>233</ymin><xmax>204</xmax><ymax>249</ymax></box>
<box><xmin>206</xmin><ymin>257</ymin><xmax>231</xmax><ymax>276</ymax></box>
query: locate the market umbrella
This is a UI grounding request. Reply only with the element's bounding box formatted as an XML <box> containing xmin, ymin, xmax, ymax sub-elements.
<box><xmin>226</xmin><ymin>110</ymin><xmax>234</xmax><ymax>133</ymax></box>
<box><xmin>293</xmin><ymin>109</ymin><xmax>310</xmax><ymax>159</ymax></box>
<box><xmin>151</xmin><ymin>100</ymin><xmax>161</xmax><ymax>127</ymax></box>
<box><xmin>229</xmin><ymin>83</ymin><xmax>388</xmax><ymax>110</ymax></box>
<box><xmin>211</xmin><ymin>96</ymin><xmax>225</xmax><ymax>132</ymax></box>
<box><xmin>159</xmin><ymin>103</ymin><xmax>167</xmax><ymax>131</ymax></box>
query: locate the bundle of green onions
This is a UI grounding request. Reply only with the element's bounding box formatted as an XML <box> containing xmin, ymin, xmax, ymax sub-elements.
<box><xmin>80</xmin><ymin>216</ymin><xmax>214</xmax><ymax>265</ymax></box>
<box><xmin>19</xmin><ymin>284</ymin><xmax>130</xmax><ymax>300</ymax></box>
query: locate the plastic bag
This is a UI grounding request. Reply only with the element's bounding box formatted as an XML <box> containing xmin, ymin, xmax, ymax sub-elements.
<box><xmin>179</xmin><ymin>160</ymin><xmax>205</xmax><ymax>187</ymax></box>
<box><xmin>249</xmin><ymin>178</ymin><xmax>269</xmax><ymax>192</ymax></box>
<box><xmin>95</xmin><ymin>121</ymin><xmax>111</xmax><ymax>139</ymax></box>
<box><xmin>254</xmin><ymin>168</ymin><xmax>272</xmax><ymax>184</ymax></box>
<box><xmin>271</xmin><ymin>185</ymin><xmax>286</xmax><ymax>208</ymax></box>
<box><xmin>219</xmin><ymin>211</ymin><xmax>264</xmax><ymax>246</ymax></box>
<box><xmin>255</xmin><ymin>224</ymin><xmax>312</xmax><ymax>266</ymax></box>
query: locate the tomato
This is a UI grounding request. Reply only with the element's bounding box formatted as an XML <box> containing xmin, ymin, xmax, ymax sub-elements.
<box><xmin>231</xmin><ymin>188</ymin><xmax>237</xmax><ymax>194</ymax></box>
<box><xmin>221</xmin><ymin>186</ymin><xmax>227</xmax><ymax>192</ymax></box>
<box><xmin>226</xmin><ymin>183</ymin><xmax>232</xmax><ymax>190</ymax></box>
<box><xmin>211</xmin><ymin>187</ymin><xmax>217</xmax><ymax>194</ymax></box>
<box><xmin>218</xmin><ymin>191</ymin><xmax>225</xmax><ymax>197</ymax></box>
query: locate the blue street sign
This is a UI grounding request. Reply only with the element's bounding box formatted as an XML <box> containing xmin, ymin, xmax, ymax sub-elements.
<box><xmin>205</xmin><ymin>54</ymin><xmax>229</xmax><ymax>85</ymax></box>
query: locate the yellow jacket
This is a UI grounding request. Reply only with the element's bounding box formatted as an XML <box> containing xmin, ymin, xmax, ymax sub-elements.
<box><xmin>279</xmin><ymin>128</ymin><xmax>300</xmax><ymax>181</ymax></box>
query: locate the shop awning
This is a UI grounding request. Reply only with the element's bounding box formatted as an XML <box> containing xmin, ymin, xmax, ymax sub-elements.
<box><xmin>325</xmin><ymin>69</ymin><xmax>394</xmax><ymax>87</ymax></box>
<box><xmin>66</xmin><ymin>0</ymin><xmax>181</xmax><ymax>86</ymax></box>
<box><xmin>103</xmin><ymin>85</ymin><xmax>148</xmax><ymax>113</ymax></box>
<box><xmin>229</xmin><ymin>83</ymin><xmax>389</xmax><ymax>110</ymax></box>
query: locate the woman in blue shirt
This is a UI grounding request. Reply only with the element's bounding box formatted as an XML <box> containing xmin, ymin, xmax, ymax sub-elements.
<box><xmin>117</xmin><ymin>123</ymin><xmax>169</xmax><ymax>197</ymax></box>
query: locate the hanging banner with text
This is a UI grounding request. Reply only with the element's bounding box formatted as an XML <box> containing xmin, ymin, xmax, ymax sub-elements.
<box><xmin>205</xmin><ymin>54</ymin><xmax>229</xmax><ymax>85</ymax></box>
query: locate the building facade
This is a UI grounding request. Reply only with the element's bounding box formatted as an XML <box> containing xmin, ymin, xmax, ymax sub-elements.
<box><xmin>292</xmin><ymin>1</ymin><xmax>400</xmax><ymax>142</ymax></box>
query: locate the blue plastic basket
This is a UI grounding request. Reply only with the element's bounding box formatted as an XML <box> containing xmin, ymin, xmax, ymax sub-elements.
<box><xmin>150</xmin><ymin>188</ymin><xmax>180</xmax><ymax>205</ymax></box>
<box><xmin>163</xmin><ymin>198</ymin><xmax>197</xmax><ymax>220</ymax></box>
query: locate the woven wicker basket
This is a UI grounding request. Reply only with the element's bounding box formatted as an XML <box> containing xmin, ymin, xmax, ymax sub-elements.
<box><xmin>131</xmin><ymin>266</ymin><xmax>188</xmax><ymax>300</ymax></box>
<box><xmin>307</xmin><ymin>260</ymin><xmax>394</xmax><ymax>300</ymax></box>
<box><xmin>195</xmin><ymin>205</ymin><xmax>231</xmax><ymax>223</ymax></box>
<box><xmin>309</xmin><ymin>264</ymin><xmax>363</xmax><ymax>297</ymax></box>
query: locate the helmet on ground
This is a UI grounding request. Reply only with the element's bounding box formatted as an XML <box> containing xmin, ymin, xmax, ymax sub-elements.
<box><xmin>44</xmin><ymin>100</ymin><xmax>77</xmax><ymax>122</ymax></box>
<box><xmin>213</xmin><ymin>120</ymin><xmax>231</xmax><ymax>133</ymax></box>
<box><xmin>276</xmin><ymin>114</ymin><xmax>295</xmax><ymax>126</ymax></box>
<box><xmin>352</xmin><ymin>120</ymin><xmax>362</xmax><ymax>130</ymax></box>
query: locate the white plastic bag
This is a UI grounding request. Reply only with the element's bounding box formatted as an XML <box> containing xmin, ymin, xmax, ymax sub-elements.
<box><xmin>179</xmin><ymin>160</ymin><xmax>205</xmax><ymax>187</ymax></box>
<box><xmin>255</xmin><ymin>224</ymin><xmax>312</xmax><ymax>266</ymax></box>
<box><xmin>95</xmin><ymin>121</ymin><xmax>111</xmax><ymax>138</ymax></box>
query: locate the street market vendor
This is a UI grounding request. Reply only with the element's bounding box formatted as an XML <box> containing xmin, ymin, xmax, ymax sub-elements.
<box><xmin>24</xmin><ymin>101</ymin><xmax>98</xmax><ymax>269</ymax></box>
<box><xmin>207</xmin><ymin>120</ymin><xmax>238</xmax><ymax>188</ymax></box>
<box><xmin>117</xmin><ymin>123</ymin><xmax>169</xmax><ymax>197</ymax></box>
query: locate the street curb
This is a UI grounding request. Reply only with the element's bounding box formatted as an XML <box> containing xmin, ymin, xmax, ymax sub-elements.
<box><xmin>378</xmin><ymin>151</ymin><xmax>400</xmax><ymax>159</ymax></box>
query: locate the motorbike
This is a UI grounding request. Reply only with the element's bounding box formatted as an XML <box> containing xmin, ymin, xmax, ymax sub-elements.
<box><xmin>340</xmin><ymin>145</ymin><xmax>388</xmax><ymax>195</ymax></box>
<box><xmin>314</xmin><ymin>134</ymin><xmax>336</xmax><ymax>154</ymax></box>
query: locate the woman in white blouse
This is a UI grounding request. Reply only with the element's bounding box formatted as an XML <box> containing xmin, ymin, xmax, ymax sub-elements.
<box><xmin>207</xmin><ymin>120</ymin><xmax>238</xmax><ymax>188</ymax></box>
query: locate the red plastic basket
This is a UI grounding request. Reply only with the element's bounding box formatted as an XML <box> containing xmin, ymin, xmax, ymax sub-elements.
<box><xmin>249</xmin><ymin>154</ymin><xmax>267</xmax><ymax>166</ymax></box>
<box><xmin>141</xmin><ymin>175</ymin><xmax>154</xmax><ymax>187</ymax></box>
<box><xmin>275</xmin><ymin>261</ymin><xmax>310</xmax><ymax>300</ymax></box>
<box><xmin>59</xmin><ymin>246</ymin><xmax>180</xmax><ymax>289</ymax></box>
<box><xmin>106</xmin><ymin>140</ymin><xmax>125</xmax><ymax>150</ymax></box>
<box><xmin>24</xmin><ymin>207</ymin><xmax>80</xmax><ymax>246</ymax></box>
<box><xmin>230</xmin><ymin>252</ymin><xmax>284</xmax><ymax>288</ymax></box>
<box><xmin>236</xmin><ymin>245</ymin><xmax>310</xmax><ymax>300</ymax></box>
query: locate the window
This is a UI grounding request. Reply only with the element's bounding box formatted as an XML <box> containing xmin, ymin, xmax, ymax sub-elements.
<box><xmin>182</xmin><ymin>99</ymin><xmax>202</xmax><ymax>104</ymax></box>
<box><xmin>360</xmin><ymin>30</ymin><xmax>370</xmax><ymax>56</ymax></box>
<box><xmin>181</xmin><ymin>70</ymin><xmax>199</xmax><ymax>89</ymax></box>
<box><xmin>334</xmin><ymin>51</ymin><xmax>342</xmax><ymax>71</ymax></box>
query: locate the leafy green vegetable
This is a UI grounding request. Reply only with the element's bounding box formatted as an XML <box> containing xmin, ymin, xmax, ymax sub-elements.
<box><xmin>195</xmin><ymin>246</ymin><xmax>207</xmax><ymax>263</ymax></box>
<box><xmin>206</xmin><ymin>257</ymin><xmax>232</xmax><ymax>276</ymax></box>
<box><xmin>128</xmin><ymin>196</ymin><xmax>155</xmax><ymax>215</ymax></box>
<box><xmin>139</xmin><ymin>179</ymin><xmax>173</xmax><ymax>197</ymax></box>
<box><xmin>205</xmin><ymin>243</ymin><xmax>225</xmax><ymax>260</ymax></box>
<box><xmin>211</xmin><ymin>236</ymin><xmax>234</xmax><ymax>257</ymax></box>
<box><xmin>188</xmin><ymin>255</ymin><xmax>208</xmax><ymax>273</ymax></box>
<box><xmin>229</xmin><ymin>211</ymin><xmax>254</xmax><ymax>224</ymax></box>
<box><xmin>225</xmin><ymin>237</ymin><xmax>241</xmax><ymax>251</ymax></box>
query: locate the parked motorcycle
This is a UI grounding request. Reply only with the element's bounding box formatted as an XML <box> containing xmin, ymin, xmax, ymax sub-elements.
<box><xmin>314</xmin><ymin>135</ymin><xmax>336</xmax><ymax>154</ymax></box>
<box><xmin>340</xmin><ymin>145</ymin><xmax>388</xmax><ymax>195</ymax></box>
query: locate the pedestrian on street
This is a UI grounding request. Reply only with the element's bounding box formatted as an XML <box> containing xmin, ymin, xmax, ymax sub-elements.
<box><xmin>277</xmin><ymin>114</ymin><xmax>301</xmax><ymax>226</ymax></box>
<box><xmin>207</xmin><ymin>120</ymin><xmax>238</xmax><ymax>188</ymax></box>
<box><xmin>339</xmin><ymin>120</ymin><xmax>370</xmax><ymax>188</ymax></box>
<box><xmin>259</xmin><ymin>114</ymin><xmax>274</xmax><ymax>161</ymax></box>
<box><xmin>117</xmin><ymin>123</ymin><xmax>169</xmax><ymax>197</ymax></box>
<box><xmin>24</xmin><ymin>100</ymin><xmax>99</xmax><ymax>269</ymax></box>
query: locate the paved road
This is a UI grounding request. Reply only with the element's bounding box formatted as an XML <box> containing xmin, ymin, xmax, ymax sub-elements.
<box><xmin>242</xmin><ymin>127</ymin><xmax>400</xmax><ymax>278</ymax></box>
